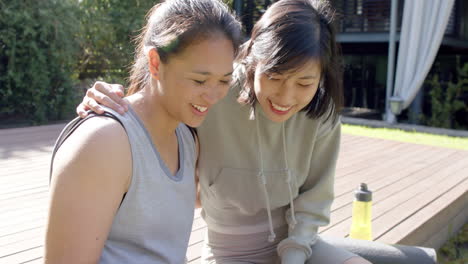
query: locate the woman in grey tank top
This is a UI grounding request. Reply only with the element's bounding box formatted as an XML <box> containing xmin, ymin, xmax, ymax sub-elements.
<box><xmin>45</xmin><ymin>1</ymin><xmax>242</xmax><ymax>263</ymax></box>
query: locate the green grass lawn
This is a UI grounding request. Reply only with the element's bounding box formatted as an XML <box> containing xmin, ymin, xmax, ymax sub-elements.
<box><xmin>342</xmin><ymin>124</ymin><xmax>468</xmax><ymax>150</ymax></box>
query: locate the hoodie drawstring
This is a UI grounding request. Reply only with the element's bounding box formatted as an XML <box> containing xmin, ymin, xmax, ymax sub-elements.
<box><xmin>254</xmin><ymin>107</ymin><xmax>297</xmax><ymax>242</ymax></box>
<box><xmin>255</xmin><ymin>110</ymin><xmax>276</xmax><ymax>242</ymax></box>
<box><xmin>282</xmin><ymin>123</ymin><xmax>297</xmax><ymax>229</ymax></box>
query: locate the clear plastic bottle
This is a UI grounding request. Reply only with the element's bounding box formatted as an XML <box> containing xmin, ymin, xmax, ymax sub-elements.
<box><xmin>349</xmin><ymin>183</ymin><xmax>372</xmax><ymax>240</ymax></box>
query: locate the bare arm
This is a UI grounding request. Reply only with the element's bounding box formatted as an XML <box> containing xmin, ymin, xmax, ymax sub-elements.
<box><xmin>77</xmin><ymin>81</ymin><xmax>129</xmax><ymax>118</ymax></box>
<box><xmin>44</xmin><ymin>117</ymin><xmax>131</xmax><ymax>264</ymax></box>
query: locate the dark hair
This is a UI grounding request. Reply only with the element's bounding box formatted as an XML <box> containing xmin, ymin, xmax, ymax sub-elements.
<box><xmin>236</xmin><ymin>0</ymin><xmax>343</xmax><ymax>122</ymax></box>
<box><xmin>127</xmin><ymin>0</ymin><xmax>243</xmax><ymax>95</ymax></box>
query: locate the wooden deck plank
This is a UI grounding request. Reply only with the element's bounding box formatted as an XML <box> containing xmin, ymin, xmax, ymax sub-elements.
<box><xmin>0</xmin><ymin>219</ymin><xmax>46</xmax><ymax>240</ymax></box>
<box><xmin>1</xmin><ymin>123</ymin><xmax>467</xmax><ymax>263</ymax></box>
<box><xmin>336</xmin><ymin>140</ymin><xmax>404</xmax><ymax>171</ymax></box>
<box><xmin>0</xmin><ymin>177</ymin><xmax>47</xmax><ymax>188</ymax></box>
<box><xmin>0</xmin><ymin>206</ymin><xmax>47</xmax><ymax>227</ymax></box>
<box><xmin>377</xmin><ymin>178</ymin><xmax>468</xmax><ymax>247</ymax></box>
<box><xmin>187</xmin><ymin>241</ymin><xmax>204</xmax><ymax>262</ymax></box>
<box><xmin>188</xmin><ymin>228</ymin><xmax>205</xmax><ymax>247</ymax></box>
<box><xmin>321</xmin><ymin>152</ymin><xmax>468</xmax><ymax>239</ymax></box>
<box><xmin>0</xmin><ymin>188</ymin><xmax>48</xmax><ymax>203</ymax></box>
<box><xmin>0</xmin><ymin>184</ymin><xmax>48</xmax><ymax>197</ymax></box>
<box><xmin>0</xmin><ymin>189</ymin><xmax>48</xmax><ymax>204</ymax></box>
<box><xmin>1</xmin><ymin>196</ymin><xmax>48</xmax><ymax>214</ymax></box>
<box><xmin>20</xmin><ymin>257</ymin><xmax>43</xmax><ymax>264</ymax></box>
<box><xmin>192</xmin><ymin>217</ymin><xmax>207</xmax><ymax>231</ymax></box>
<box><xmin>0</xmin><ymin>157</ymin><xmax>52</xmax><ymax>168</ymax></box>
<box><xmin>0</xmin><ymin>227</ymin><xmax>44</xmax><ymax>247</ymax></box>
<box><xmin>331</xmin><ymin>150</ymin><xmax>458</xmax><ymax>212</ymax></box>
<box><xmin>0</xmin><ymin>246</ymin><xmax>43</xmax><ymax>264</ymax></box>
<box><xmin>0</xmin><ymin>236</ymin><xmax>44</xmax><ymax>260</ymax></box>
<box><xmin>334</xmin><ymin>142</ymin><xmax>433</xmax><ymax>194</ymax></box>
<box><xmin>0</xmin><ymin>165</ymin><xmax>50</xmax><ymax>178</ymax></box>
<box><xmin>327</xmin><ymin>150</ymin><xmax>461</xmax><ymax>227</ymax></box>
<box><xmin>335</xmin><ymin>144</ymin><xmax>413</xmax><ymax>182</ymax></box>
<box><xmin>0</xmin><ymin>204</ymin><xmax>47</xmax><ymax>225</ymax></box>
<box><xmin>0</xmin><ymin>210</ymin><xmax>46</xmax><ymax>229</ymax></box>
<box><xmin>370</xmin><ymin>155</ymin><xmax>468</xmax><ymax>238</ymax></box>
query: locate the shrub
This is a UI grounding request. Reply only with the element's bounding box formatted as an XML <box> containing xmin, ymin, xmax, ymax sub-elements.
<box><xmin>425</xmin><ymin>63</ymin><xmax>468</xmax><ymax>129</ymax></box>
<box><xmin>0</xmin><ymin>0</ymin><xmax>81</xmax><ymax>124</ymax></box>
<box><xmin>76</xmin><ymin>0</ymin><xmax>157</xmax><ymax>85</ymax></box>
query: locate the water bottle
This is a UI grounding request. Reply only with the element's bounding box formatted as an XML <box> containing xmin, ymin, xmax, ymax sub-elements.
<box><xmin>349</xmin><ymin>183</ymin><xmax>372</xmax><ymax>240</ymax></box>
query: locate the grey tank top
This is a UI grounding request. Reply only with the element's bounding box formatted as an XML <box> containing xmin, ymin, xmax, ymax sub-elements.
<box><xmin>51</xmin><ymin>106</ymin><xmax>197</xmax><ymax>264</ymax></box>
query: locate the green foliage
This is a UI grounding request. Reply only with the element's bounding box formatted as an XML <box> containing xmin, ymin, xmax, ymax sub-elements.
<box><xmin>76</xmin><ymin>0</ymin><xmax>158</xmax><ymax>85</ymax></box>
<box><xmin>425</xmin><ymin>63</ymin><xmax>468</xmax><ymax>129</ymax></box>
<box><xmin>438</xmin><ymin>223</ymin><xmax>468</xmax><ymax>264</ymax></box>
<box><xmin>0</xmin><ymin>0</ymin><xmax>81</xmax><ymax>123</ymax></box>
<box><xmin>77</xmin><ymin>0</ymin><xmax>236</xmax><ymax>84</ymax></box>
<box><xmin>0</xmin><ymin>0</ymin><xmax>159</xmax><ymax>124</ymax></box>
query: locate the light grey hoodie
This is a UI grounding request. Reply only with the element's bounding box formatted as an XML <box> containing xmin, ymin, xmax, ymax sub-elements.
<box><xmin>197</xmin><ymin>67</ymin><xmax>341</xmax><ymax>263</ymax></box>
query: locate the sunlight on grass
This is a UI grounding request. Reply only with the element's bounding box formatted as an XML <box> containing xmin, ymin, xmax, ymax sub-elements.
<box><xmin>342</xmin><ymin>125</ymin><xmax>468</xmax><ymax>150</ymax></box>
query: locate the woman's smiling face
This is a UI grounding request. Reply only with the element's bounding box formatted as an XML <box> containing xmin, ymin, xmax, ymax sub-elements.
<box><xmin>156</xmin><ymin>35</ymin><xmax>235</xmax><ymax>127</ymax></box>
<box><xmin>253</xmin><ymin>59</ymin><xmax>322</xmax><ymax>123</ymax></box>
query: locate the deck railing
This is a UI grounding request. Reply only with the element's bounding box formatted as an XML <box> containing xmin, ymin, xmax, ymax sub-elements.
<box><xmin>233</xmin><ymin>0</ymin><xmax>461</xmax><ymax>38</ymax></box>
<box><xmin>330</xmin><ymin>0</ymin><xmax>458</xmax><ymax>37</ymax></box>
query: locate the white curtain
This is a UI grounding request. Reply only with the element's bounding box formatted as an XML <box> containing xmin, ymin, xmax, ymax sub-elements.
<box><xmin>388</xmin><ymin>0</ymin><xmax>455</xmax><ymax>122</ymax></box>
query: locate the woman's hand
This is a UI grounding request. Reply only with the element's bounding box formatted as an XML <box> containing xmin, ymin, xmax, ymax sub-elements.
<box><xmin>77</xmin><ymin>81</ymin><xmax>129</xmax><ymax>118</ymax></box>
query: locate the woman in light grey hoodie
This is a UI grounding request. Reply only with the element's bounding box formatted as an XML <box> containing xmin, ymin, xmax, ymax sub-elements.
<box><xmin>76</xmin><ymin>0</ymin><xmax>372</xmax><ymax>263</ymax></box>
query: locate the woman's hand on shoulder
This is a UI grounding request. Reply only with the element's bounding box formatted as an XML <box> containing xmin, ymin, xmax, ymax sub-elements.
<box><xmin>77</xmin><ymin>81</ymin><xmax>129</xmax><ymax>118</ymax></box>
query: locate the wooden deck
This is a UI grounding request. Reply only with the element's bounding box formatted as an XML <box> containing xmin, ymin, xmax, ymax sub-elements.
<box><xmin>1</xmin><ymin>123</ymin><xmax>467</xmax><ymax>264</ymax></box>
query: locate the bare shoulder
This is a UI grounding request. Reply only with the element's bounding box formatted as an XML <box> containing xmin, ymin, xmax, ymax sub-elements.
<box><xmin>56</xmin><ymin>116</ymin><xmax>129</xmax><ymax>162</ymax></box>
<box><xmin>52</xmin><ymin>116</ymin><xmax>131</xmax><ymax>190</ymax></box>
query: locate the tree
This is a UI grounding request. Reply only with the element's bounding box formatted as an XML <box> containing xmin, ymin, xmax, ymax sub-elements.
<box><xmin>0</xmin><ymin>0</ymin><xmax>81</xmax><ymax>123</ymax></box>
<box><xmin>77</xmin><ymin>0</ymin><xmax>158</xmax><ymax>85</ymax></box>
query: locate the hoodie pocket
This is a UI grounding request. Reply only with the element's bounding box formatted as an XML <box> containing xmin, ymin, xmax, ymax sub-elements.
<box><xmin>208</xmin><ymin>167</ymin><xmax>299</xmax><ymax>215</ymax></box>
